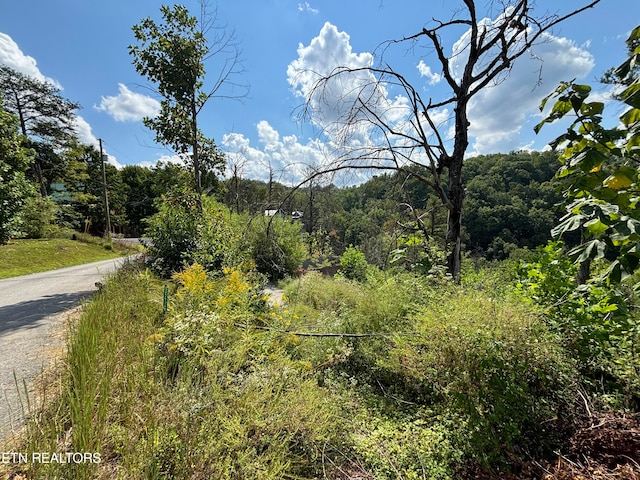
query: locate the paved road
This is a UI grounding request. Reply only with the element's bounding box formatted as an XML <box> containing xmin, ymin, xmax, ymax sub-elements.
<box><xmin>0</xmin><ymin>257</ymin><xmax>131</xmax><ymax>439</ymax></box>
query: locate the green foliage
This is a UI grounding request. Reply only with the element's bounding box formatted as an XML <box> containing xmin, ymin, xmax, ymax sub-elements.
<box><xmin>396</xmin><ymin>295</ymin><xmax>576</xmax><ymax>464</ymax></box>
<box><xmin>11</xmin><ymin>255</ymin><xmax>588</xmax><ymax>478</ymax></box>
<box><xmin>103</xmin><ymin>264</ymin><xmax>344</xmax><ymax>478</ymax></box>
<box><xmin>145</xmin><ymin>190</ymin><xmax>236</xmax><ymax>276</ymax></box>
<box><xmin>241</xmin><ymin>215</ymin><xmax>305</xmax><ymax>281</ymax></box>
<box><xmin>0</xmin><ymin>65</ymin><xmax>80</xmax><ymax>201</ymax></box>
<box><xmin>463</xmin><ymin>151</ymin><xmax>563</xmax><ymax>259</ymax></box>
<box><xmin>286</xmin><ymin>272</ymin><xmax>578</xmax><ymax>471</ymax></box>
<box><xmin>0</xmin><ymin>106</ymin><xmax>35</xmax><ymax>244</ymax></box>
<box><xmin>517</xmin><ymin>241</ymin><xmax>640</xmax><ymax>405</ymax></box>
<box><xmin>390</xmin><ymin>231</ymin><xmax>448</xmax><ymax>275</ymax></box>
<box><xmin>0</xmin><ymin>65</ymin><xmax>79</xmax><ymax>144</ymax></box>
<box><xmin>536</xmin><ymin>26</ymin><xmax>640</xmax><ymax>287</ymax></box>
<box><xmin>339</xmin><ymin>245</ymin><xmax>369</xmax><ymax>281</ymax></box>
<box><xmin>17</xmin><ymin>195</ymin><xmax>58</xmax><ymax>238</ymax></box>
<box><xmin>129</xmin><ymin>4</ymin><xmax>230</xmax><ymax>193</ymax></box>
<box><xmin>120</xmin><ymin>165</ymin><xmax>157</xmax><ymax>236</ymax></box>
<box><xmin>351</xmin><ymin>411</ymin><xmax>464</xmax><ymax>479</ymax></box>
<box><xmin>217</xmin><ymin>152</ymin><xmax>562</xmax><ymax>265</ymax></box>
<box><xmin>13</xmin><ymin>261</ymin><xmax>163</xmax><ymax>480</ymax></box>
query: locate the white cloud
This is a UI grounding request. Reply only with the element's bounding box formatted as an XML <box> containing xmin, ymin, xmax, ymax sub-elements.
<box><xmin>287</xmin><ymin>22</ymin><xmax>376</xmax><ymax>130</ymax></box>
<box><xmin>461</xmin><ymin>32</ymin><xmax>594</xmax><ymax>154</ymax></box>
<box><xmin>298</xmin><ymin>2</ymin><xmax>318</xmax><ymax>14</ymax></box>
<box><xmin>223</xmin><ymin>122</ymin><xmax>331</xmax><ymax>185</ymax></box>
<box><xmin>0</xmin><ymin>32</ymin><xmax>60</xmax><ymax>87</ymax></box>
<box><xmin>441</xmin><ymin>8</ymin><xmax>596</xmax><ymax>154</ymax></box>
<box><xmin>288</xmin><ymin>21</ymin><xmax>417</xmax><ymax>154</ymax></box>
<box><xmin>257</xmin><ymin>120</ymin><xmax>280</xmax><ymax>145</ymax></box>
<box><xmin>135</xmin><ymin>154</ymin><xmax>184</xmax><ymax>170</ymax></box>
<box><xmin>285</xmin><ymin>12</ymin><xmax>597</xmax><ymax>179</ymax></box>
<box><xmin>0</xmin><ymin>33</ymin><xmax>129</xmax><ymax>168</ymax></box>
<box><xmin>73</xmin><ymin>116</ymin><xmax>123</xmax><ymax>168</ymax></box>
<box><xmin>417</xmin><ymin>60</ymin><xmax>442</xmax><ymax>85</ymax></box>
<box><xmin>95</xmin><ymin>83</ymin><xmax>160</xmax><ymax>122</ymax></box>
<box><xmin>104</xmin><ymin>153</ymin><xmax>123</xmax><ymax>169</ymax></box>
<box><xmin>73</xmin><ymin>116</ymin><xmax>99</xmax><ymax>148</ymax></box>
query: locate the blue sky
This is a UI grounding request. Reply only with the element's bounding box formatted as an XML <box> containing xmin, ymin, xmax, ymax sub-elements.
<box><xmin>1</xmin><ymin>1</ymin><xmax>638</xmax><ymax>184</ymax></box>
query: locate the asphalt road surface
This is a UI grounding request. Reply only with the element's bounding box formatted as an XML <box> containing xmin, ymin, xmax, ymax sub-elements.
<box><xmin>0</xmin><ymin>257</ymin><xmax>131</xmax><ymax>439</ymax></box>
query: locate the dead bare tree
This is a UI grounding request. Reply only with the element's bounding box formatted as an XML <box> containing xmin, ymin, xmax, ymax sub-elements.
<box><xmin>297</xmin><ymin>0</ymin><xmax>600</xmax><ymax>280</ymax></box>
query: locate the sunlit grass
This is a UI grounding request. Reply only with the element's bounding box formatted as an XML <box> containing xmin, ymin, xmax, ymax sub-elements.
<box><xmin>0</xmin><ymin>237</ymin><xmax>139</xmax><ymax>279</ymax></box>
<box><xmin>6</xmin><ymin>261</ymin><xmax>583</xmax><ymax>479</ymax></box>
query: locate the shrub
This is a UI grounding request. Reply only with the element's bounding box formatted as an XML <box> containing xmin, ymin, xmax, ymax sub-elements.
<box><xmin>241</xmin><ymin>215</ymin><xmax>305</xmax><ymax>281</ymax></box>
<box><xmin>389</xmin><ymin>232</ymin><xmax>448</xmax><ymax>275</ymax></box>
<box><xmin>339</xmin><ymin>245</ymin><xmax>369</xmax><ymax>282</ymax></box>
<box><xmin>150</xmin><ymin>263</ymin><xmax>349</xmax><ymax>478</ymax></box>
<box><xmin>360</xmin><ymin>290</ymin><xmax>579</xmax><ymax>466</ymax></box>
<box><xmin>351</xmin><ymin>411</ymin><xmax>464</xmax><ymax>479</ymax></box>
<box><xmin>517</xmin><ymin>241</ymin><xmax>640</xmax><ymax>407</ymax></box>
<box><xmin>17</xmin><ymin>195</ymin><xmax>58</xmax><ymax>238</ymax></box>
<box><xmin>145</xmin><ymin>190</ymin><xmax>236</xmax><ymax>276</ymax></box>
<box><xmin>288</xmin><ymin>272</ymin><xmax>579</xmax><ymax>468</ymax></box>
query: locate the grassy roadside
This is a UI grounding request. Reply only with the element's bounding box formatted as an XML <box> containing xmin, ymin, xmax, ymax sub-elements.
<box><xmin>3</xmin><ymin>261</ymin><xmax>595</xmax><ymax>479</ymax></box>
<box><xmin>0</xmin><ymin>236</ymin><xmax>141</xmax><ymax>279</ymax></box>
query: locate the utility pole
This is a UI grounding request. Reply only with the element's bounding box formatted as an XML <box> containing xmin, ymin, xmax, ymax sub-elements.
<box><xmin>99</xmin><ymin>139</ymin><xmax>111</xmax><ymax>239</ymax></box>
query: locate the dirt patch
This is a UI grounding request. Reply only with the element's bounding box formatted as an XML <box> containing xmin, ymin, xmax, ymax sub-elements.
<box><xmin>262</xmin><ymin>284</ymin><xmax>285</xmax><ymax>306</ymax></box>
<box><xmin>460</xmin><ymin>411</ymin><xmax>640</xmax><ymax>479</ymax></box>
<box><xmin>542</xmin><ymin>411</ymin><xmax>640</xmax><ymax>480</ymax></box>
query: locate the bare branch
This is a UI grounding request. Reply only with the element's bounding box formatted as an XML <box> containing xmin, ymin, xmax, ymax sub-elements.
<box><xmin>293</xmin><ymin>0</ymin><xmax>602</xmax><ymax>279</ymax></box>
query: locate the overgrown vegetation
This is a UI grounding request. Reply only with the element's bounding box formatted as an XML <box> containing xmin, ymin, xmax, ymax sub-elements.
<box><xmin>517</xmin><ymin>242</ymin><xmax>640</xmax><ymax>408</ymax></box>
<box><xmin>10</xmin><ymin>257</ymin><xmax>628</xmax><ymax>479</ymax></box>
<box><xmin>3</xmin><ymin>8</ymin><xmax>640</xmax><ymax>480</ymax></box>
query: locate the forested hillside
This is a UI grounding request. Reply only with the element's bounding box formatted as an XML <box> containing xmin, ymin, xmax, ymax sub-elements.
<box><xmin>1</xmin><ymin>83</ymin><xmax>560</xmax><ymax>261</ymax></box>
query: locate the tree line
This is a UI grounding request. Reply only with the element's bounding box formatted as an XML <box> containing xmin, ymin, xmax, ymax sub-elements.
<box><xmin>0</xmin><ymin>67</ymin><xmax>563</xmax><ymax>265</ymax></box>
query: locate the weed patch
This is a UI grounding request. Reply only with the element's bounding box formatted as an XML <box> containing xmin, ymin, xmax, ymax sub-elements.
<box><xmin>8</xmin><ymin>262</ymin><xmax>589</xmax><ymax>479</ymax></box>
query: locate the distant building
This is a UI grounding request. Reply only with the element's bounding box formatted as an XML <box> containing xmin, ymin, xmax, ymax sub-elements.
<box><xmin>50</xmin><ymin>182</ymin><xmax>72</xmax><ymax>202</ymax></box>
<box><xmin>264</xmin><ymin>209</ymin><xmax>304</xmax><ymax>220</ymax></box>
<box><xmin>264</xmin><ymin>209</ymin><xmax>283</xmax><ymax>217</ymax></box>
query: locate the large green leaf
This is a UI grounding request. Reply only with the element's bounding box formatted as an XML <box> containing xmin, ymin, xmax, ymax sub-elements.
<box><xmin>603</xmin><ymin>169</ymin><xmax>634</xmax><ymax>190</ymax></box>
<box><xmin>627</xmin><ymin>133</ymin><xmax>640</xmax><ymax>153</ymax></box>
<box><xmin>620</xmin><ymin>83</ymin><xmax>640</xmax><ymax>109</ymax></box>
<box><xmin>573</xmin><ymin>148</ymin><xmax>609</xmax><ymax>173</ymax></box>
<box><xmin>580</xmin><ymin>101</ymin><xmax>604</xmax><ymax>116</ymax></box>
<box><xmin>551</xmin><ymin>213</ymin><xmax>584</xmax><ymax>237</ymax></box>
<box><xmin>620</xmin><ymin>106</ymin><xmax>640</xmax><ymax>126</ymax></box>
<box><xmin>569</xmin><ymin>239</ymin><xmax>606</xmax><ymax>263</ymax></box>
<box><xmin>584</xmin><ymin>218</ymin><xmax>609</xmax><ymax>236</ymax></box>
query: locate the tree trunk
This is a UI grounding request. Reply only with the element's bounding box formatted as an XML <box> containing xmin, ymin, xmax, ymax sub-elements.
<box><xmin>446</xmin><ymin>174</ymin><xmax>463</xmax><ymax>280</ymax></box>
<box><xmin>446</xmin><ymin>99</ymin><xmax>470</xmax><ymax>282</ymax></box>
<box><xmin>32</xmin><ymin>161</ymin><xmax>48</xmax><ymax>198</ymax></box>
<box><xmin>577</xmin><ymin>258</ymin><xmax>591</xmax><ymax>285</ymax></box>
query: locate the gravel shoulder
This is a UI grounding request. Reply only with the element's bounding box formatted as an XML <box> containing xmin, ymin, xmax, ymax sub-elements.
<box><xmin>0</xmin><ymin>308</ymin><xmax>78</xmax><ymax>442</ymax></box>
<box><xmin>0</xmin><ymin>258</ymin><xmax>130</xmax><ymax>441</ymax></box>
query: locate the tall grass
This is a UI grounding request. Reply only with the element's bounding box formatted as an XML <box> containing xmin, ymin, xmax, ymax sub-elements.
<box><xmin>10</xmin><ymin>261</ymin><xmax>164</xmax><ymax>479</ymax></box>
<box><xmin>284</xmin><ymin>272</ymin><xmax>580</xmax><ymax>474</ymax></box>
<box><xmin>8</xmin><ymin>262</ymin><xmax>581</xmax><ymax>479</ymax></box>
